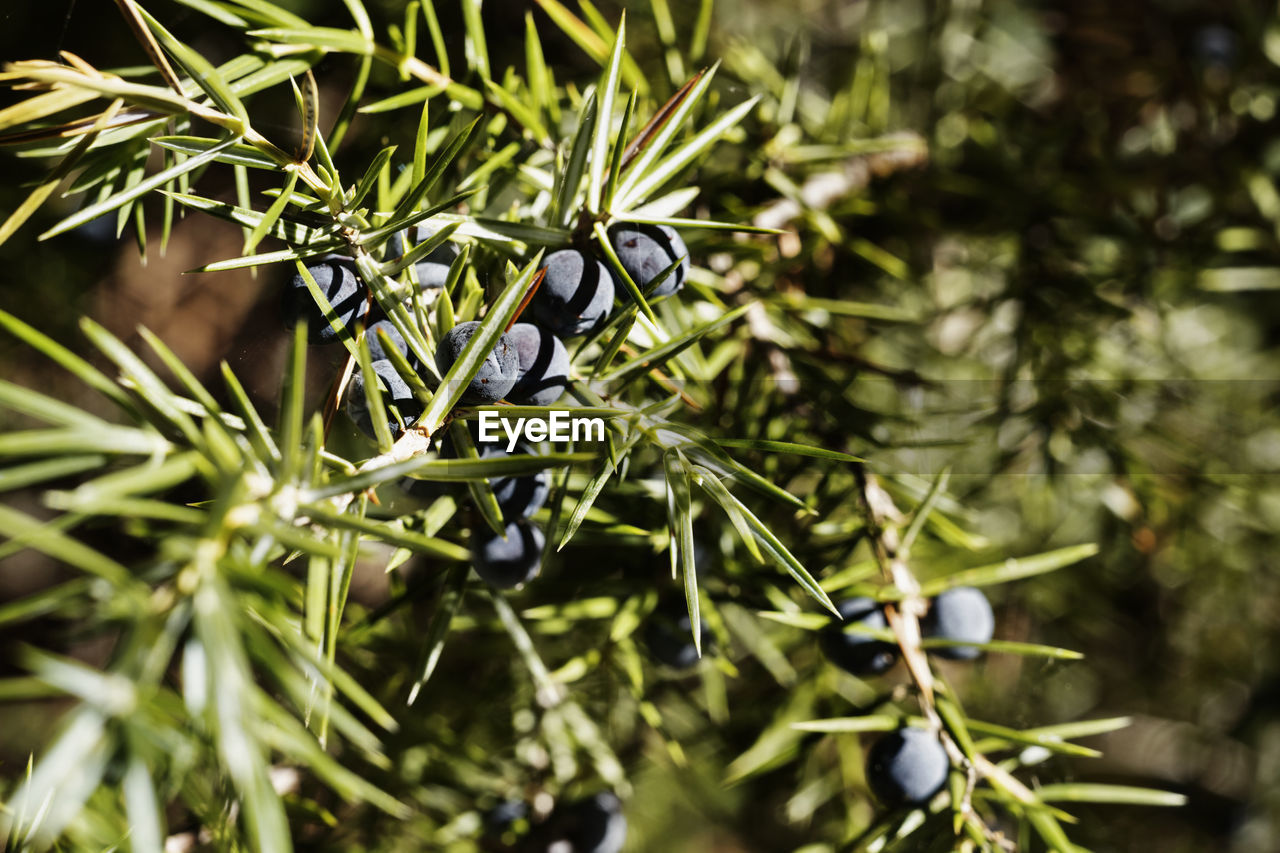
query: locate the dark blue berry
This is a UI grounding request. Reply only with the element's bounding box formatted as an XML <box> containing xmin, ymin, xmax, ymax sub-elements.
<box><xmin>346</xmin><ymin>359</ymin><xmax>421</xmax><ymax>440</ymax></box>
<box><xmin>363</xmin><ymin>319</ymin><xmax>417</xmax><ymax>367</ymax></box>
<box><xmin>820</xmin><ymin>597</ymin><xmax>899</xmax><ymax>676</ymax></box>
<box><xmin>472</xmin><ymin>520</ymin><xmax>544</xmax><ymax>588</ymax></box>
<box><xmin>282</xmin><ymin>254</ymin><xmax>369</xmax><ymax>344</ymax></box>
<box><xmin>923</xmin><ymin>586</ymin><xmax>994</xmax><ymax>660</ymax></box>
<box><xmin>438</xmin><ymin>429</ymin><xmax>550</xmax><ymax>518</ymax></box>
<box><xmin>506</xmin><ymin>322</ymin><xmax>570</xmax><ymax>406</ymax></box>
<box><xmin>608</xmin><ymin>223</ymin><xmax>689</xmax><ymax>299</ymax></box>
<box><xmin>389</xmin><ymin>225</ymin><xmax>460</xmax><ymax>290</ymax></box>
<box><xmin>434</xmin><ymin>320</ymin><xmax>519</xmax><ymax>404</ymax></box>
<box><xmin>530</xmin><ymin>250</ymin><xmax>615</xmax><ymax>337</ymax></box>
<box><xmin>866</xmin><ymin>728</ymin><xmax>949</xmax><ymax>807</ymax></box>
<box><xmin>542</xmin><ymin>792</ymin><xmax>627</xmax><ymax>853</ymax></box>
<box><xmin>406</xmin><ymin>430</ymin><xmax>548</xmax><ymax>516</ymax></box>
<box><xmin>469</xmin><ymin>439</ymin><xmax>550</xmax><ymax>520</ymax></box>
<box><xmin>490</xmin><ymin>468</ymin><xmax>549</xmax><ymax>520</ymax></box>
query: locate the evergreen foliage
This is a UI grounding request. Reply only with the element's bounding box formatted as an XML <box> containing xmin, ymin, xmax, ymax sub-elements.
<box><xmin>5</xmin><ymin>1</ymin><xmax>1254</xmax><ymax>851</ymax></box>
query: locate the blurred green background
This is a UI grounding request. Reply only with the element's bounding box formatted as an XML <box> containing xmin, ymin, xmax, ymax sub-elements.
<box><xmin>2</xmin><ymin>1</ymin><xmax>1279</xmax><ymax>851</ymax></box>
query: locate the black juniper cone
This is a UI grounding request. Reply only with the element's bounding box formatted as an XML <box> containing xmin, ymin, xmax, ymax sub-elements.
<box><xmin>281</xmin><ymin>254</ymin><xmax>370</xmax><ymax>343</ymax></box>
<box><xmin>820</xmin><ymin>596</ymin><xmax>900</xmax><ymax>676</ymax></box>
<box><xmin>506</xmin><ymin>322</ymin><xmax>570</xmax><ymax>406</ymax></box>
<box><xmin>449</xmin><ymin>435</ymin><xmax>550</xmax><ymax>520</ymax></box>
<box><xmin>923</xmin><ymin>586</ymin><xmax>995</xmax><ymax>660</ymax></box>
<box><xmin>433</xmin><ymin>320</ymin><xmax>520</xmax><ymax>404</ymax></box>
<box><xmin>607</xmin><ymin>222</ymin><xmax>690</xmax><ymax>298</ymax></box>
<box><xmin>389</xmin><ymin>224</ymin><xmax>460</xmax><ymax>289</ymax></box>
<box><xmin>471</xmin><ymin>520</ymin><xmax>545</xmax><ymax>588</ymax></box>
<box><xmin>346</xmin><ymin>359</ymin><xmax>421</xmax><ymax>440</ymax></box>
<box><xmin>487</xmin><ymin>459</ymin><xmax>550</xmax><ymax>521</ymax></box>
<box><xmin>529</xmin><ymin>249</ymin><xmax>615</xmax><ymax>337</ymax></box>
<box><xmin>363</xmin><ymin>318</ymin><xmax>419</xmax><ymax>368</ymax></box>
<box><xmin>866</xmin><ymin>728</ymin><xmax>950</xmax><ymax>807</ymax></box>
<box><xmin>537</xmin><ymin>792</ymin><xmax>627</xmax><ymax>853</ymax></box>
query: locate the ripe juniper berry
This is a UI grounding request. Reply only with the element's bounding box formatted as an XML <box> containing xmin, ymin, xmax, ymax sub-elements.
<box><xmin>608</xmin><ymin>222</ymin><xmax>690</xmax><ymax>298</ymax></box>
<box><xmin>282</xmin><ymin>254</ymin><xmax>369</xmax><ymax>344</ymax></box>
<box><xmin>539</xmin><ymin>792</ymin><xmax>626</xmax><ymax>853</ymax></box>
<box><xmin>506</xmin><ymin>322</ymin><xmax>570</xmax><ymax>406</ymax></box>
<box><xmin>530</xmin><ymin>249</ymin><xmax>615</xmax><ymax>337</ymax></box>
<box><xmin>923</xmin><ymin>586</ymin><xmax>994</xmax><ymax>660</ymax></box>
<box><xmin>866</xmin><ymin>727</ymin><xmax>950</xmax><ymax>808</ymax></box>
<box><xmin>820</xmin><ymin>597</ymin><xmax>899</xmax><ymax>676</ymax></box>
<box><xmin>346</xmin><ymin>359</ymin><xmax>421</xmax><ymax>440</ymax></box>
<box><xmin>389</xmin><ymin>225</ymin><xmax>459</xmax><ymax>290</ymax></box>
<box><xmin>434</xmin><ymin>320</ymin><xmax>519</xmax><ymax>404</ymax></box>
<box><xmin>471</xmin><ymin>520</ymin><xmax>545</xmax><ymax>588</ymax></box>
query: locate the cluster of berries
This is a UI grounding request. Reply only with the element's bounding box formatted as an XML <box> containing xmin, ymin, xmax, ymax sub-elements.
<box><xmin>281</xmin><ymin>227</ymin><xmax>459</xmax><ymax>347</ymax></box>
<box><xmin>821</xmin><ymin>587</ymin><xmax>995</xmax><ymax>809</ymax></box>
<box><xmin>444</xmin><ymin>224</ymin><xmax>689</xmax><ymax>590</ymax></box>
<box><xmin>282</xmin><ymin>223</ymin><xmax>690</xmax><ymax>594</ymax></box>
<box><xmin>285</xmin><ymin>226</ymin><xmax>686</xmax><ymax>843</ymax></box>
